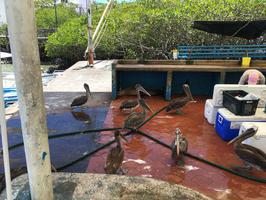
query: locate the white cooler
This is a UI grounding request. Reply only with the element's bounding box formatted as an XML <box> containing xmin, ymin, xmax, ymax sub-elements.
<box><xmin>213</xmin><ymin>84</ymin><xmax>266</xmax><ymax>108</ymax></box>
<box><xmin>239</xmin><ymin>122</ymin><xmax>266</xmax><ymax>153</ymax></box>
<box><xmin>204</xmin><ymin>99</ymin><xmax>222</xmax><ymax>125</ymax></box>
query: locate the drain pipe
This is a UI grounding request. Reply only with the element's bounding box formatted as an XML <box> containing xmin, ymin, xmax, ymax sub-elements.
<box><xmin>0</xmin><ymin>50</ymin><xmax>12</xmax><ymax>199</ymax></box>
<box><xmin>4</xmin><ymin>0</ymin><xmax>54</xmax><ymax>199</ymax></box>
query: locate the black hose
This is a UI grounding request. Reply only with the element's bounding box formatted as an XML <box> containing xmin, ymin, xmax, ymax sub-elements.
<box><xmin>136</xmin><ymin>130</ymin><xmax>266</xmax><ymax>184</ymax></box>
<box><xmin>2</xmin><ymin>104</ymin><xmax>265</xmax><ymax>183</ymax></box>
<box><xmin>57</xmin><ymin>130</ymin><xmax>133</xmax><ymax>171</ymax></box>
<box><xmin>0</xmin><ymin>127</ymin><xmax>124</xmax><ymax>154</ymax></box>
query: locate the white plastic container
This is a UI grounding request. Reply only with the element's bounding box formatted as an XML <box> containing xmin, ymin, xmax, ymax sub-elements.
<box><xmin>239</xmin><ymin>122</ymin><xmax>266</xmax><ymax>153</ymax></box>
<box><xmin>213</xmin><ymin>84</ymin><xmax>266</xmax><ymax>108</ymax></box>
<box><xmin>204</xmin><ymin>99</ymin><xmax>221</xmax><ymax>125</ymax></box>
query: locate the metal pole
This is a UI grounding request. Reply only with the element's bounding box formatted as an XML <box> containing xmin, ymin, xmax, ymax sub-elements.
<box><xmin>0</xmin><ymin>50</ymin><xmax>12</xmax><ymax>200</ymax></box>
<box><xmin>87</xmin><ymin>0</ymin><xmax>94</xmax><ymax>67</ymax></box>
<box><xmin>4</xmin><ymin>0</ymin><xmax>54</xmax><ymax>199</ymax></box>
<box><xmin>54</xmin><ymin>0</ymin><xmax>58</xmax><ymax>28</ymax></box>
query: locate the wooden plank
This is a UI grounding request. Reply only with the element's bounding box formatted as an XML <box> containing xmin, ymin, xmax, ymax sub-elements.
<box><xmin>165</xmin><ymin>71</ymin><xmax>172</xmax><ymax>101</ymax></box>
<box><xmin>111</xmin><ymin>62</ymin><xmax>117</xmax><ymax>99</ymax></box>
<box><xmin>219</xmin><ymin>72</ymin><xmax>226</xmax><ymax>84</ymax></box>
<box><xmin>116</xmin><ymin>64</ymin><xmax>266</xmax><ymax>72</ymax></box>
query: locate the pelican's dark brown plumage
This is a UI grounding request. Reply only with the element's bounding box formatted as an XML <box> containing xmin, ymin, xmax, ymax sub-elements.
<box><xmin>104</xmin><ymin>131</ymin><xmax>127</xmax><ymax>174</ymax></box>
<box><xmin>228</xmin><ymin>128</ymin><xmax>266</xmax><ymax>171</ymax></box>
<box><xmin>119</xmin><ymin>84</ymin><xmax>151</xmax><ymax>111</ymax></box>
<box><xmin>166</xmin><ymin>84</ymin><xmax>194</xmax><ymax>113</ymax></box>
<box><xmin>123</xmin><ymin>99</ymin><xmax>152</xmax><ymax>129</ymax></box>
<box><xmin>171</xmin><ymin>128</ymin><xmax>188</xmax><ymax>161</ymax></box>
<box><xmin>71</xmin><ymin>83</ymin><xmax>91</xmax><ymax>107</ymax></box>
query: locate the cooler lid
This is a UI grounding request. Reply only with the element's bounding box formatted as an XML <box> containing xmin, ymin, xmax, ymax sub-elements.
<box><xmin>217</xmin><ymin>108</ymin><xmax>266</xmax><ymax>121</ymax></box>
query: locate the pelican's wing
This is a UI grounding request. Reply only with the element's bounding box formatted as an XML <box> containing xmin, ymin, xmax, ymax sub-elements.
<box><xmin>180</xmin><ymin>137</ymin><xmax>188</xmax><ymax>153</ymax></box>
<box><xmin>124</xmin><ymin>112</ymin><xmax>144</xmax><ymax>128</ymax></box>
<box><xmin>165</xmin><ymin>97</ymin><xmax>188</xmax><ymax>112</ymax></box>
<box><xmin>120</xmin><ymin>99</ymin><xmax>138</xmax><ymax>109</ymax></box>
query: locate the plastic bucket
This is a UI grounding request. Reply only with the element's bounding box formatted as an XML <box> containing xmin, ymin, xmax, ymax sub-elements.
<box><xmin>242</xmin><ymin>57</ymin><xmax>251</xmax><ymax>67</ymax></box>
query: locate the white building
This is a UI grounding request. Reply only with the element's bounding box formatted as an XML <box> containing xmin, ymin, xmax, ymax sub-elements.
<box><xmin>0</xmin><ymin>0</ymin><xmax>7</xmax><ymax>25</ymax></box>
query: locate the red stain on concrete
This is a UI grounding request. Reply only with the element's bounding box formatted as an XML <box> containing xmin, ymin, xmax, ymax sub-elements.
<box><xmin>87</xmin><ymin>96</ymin><xmax>266</xmax><ymax>200</ymax></box>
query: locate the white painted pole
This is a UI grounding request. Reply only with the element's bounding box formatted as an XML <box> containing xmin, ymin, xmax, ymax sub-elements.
<box><xmin>0</xmin><ymin>51</ymin><xmax>12</xmax><ymax>200</ymax></box>
<box><xmin>87</xmin><ymin>0</ymin><xmax>94</xmax><ymax>67</ymax></box>
<box><xmin>4</xmin><ymin>0</ymin><xmax>54</xmax><ymax>199</ymax></box>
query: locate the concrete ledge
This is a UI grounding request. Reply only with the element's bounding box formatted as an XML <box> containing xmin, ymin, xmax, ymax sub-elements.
<box><xmin>0</xmin><ymin>173</ymin><xmax>212</xmax><ymax>200</ymax></box>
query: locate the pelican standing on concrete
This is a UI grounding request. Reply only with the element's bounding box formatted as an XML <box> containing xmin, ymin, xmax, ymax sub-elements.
<box><xmin>105</xmin><ymin>131</ymin><xmax>128</xmax><ymax>174</ymax></box>
<box><xmin>171</xmin><ymin>128</ymin><xmax>188</xmax><ymax>165</ymax></box>
<box><xmin>165</xmin><ymin>84</ymin><xmax>195</xmax><ymax>114</ymax></box>
<box><xmin>71</xmin><ymin>83</ymin><xmax>91</xmax><ymax>108</ymax></box>
<box><xmin>228</xmin><ymin>128</ymin><xmax>266</xmax><ymax>171</ymax></box>
<box><xmin>123</xmin><ymin>98</ymin><xmax>153</xmax><ymax>129</ymax></box>
<box><xmin>119</xmin><ymin>84</ymin><xmax>151</xmax><ymax>112</ymax></box>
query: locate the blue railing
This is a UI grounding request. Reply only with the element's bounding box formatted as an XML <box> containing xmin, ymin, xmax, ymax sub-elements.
<box><xmin>177</xmin><ymin>44</ymin><xmax>266</xmax><ymax>60</ymax></box>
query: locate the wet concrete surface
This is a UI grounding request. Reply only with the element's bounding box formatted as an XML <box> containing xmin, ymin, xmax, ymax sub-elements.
<box><xmin>0</xmin><ymin>105</ymin><xmax>108</xmax><ymax>173</ymax></box>
<box><xmin>87</xmin><ymin>96</ymin><xmax>266</xmax><ymax>200</ymax></box>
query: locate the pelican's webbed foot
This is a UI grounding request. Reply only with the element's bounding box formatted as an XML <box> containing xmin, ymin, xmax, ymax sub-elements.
<box><xmin>175</xmin><ymin>109</ymin><xmax>183</xmax><ymax>115</ymax></box>
<box><xmin>116</xmin><ymin>168</ymin><xmax>128</xmax><ymax>175</ymax></box>
<box><xmin>177</xmin><ymin>159</ymin><xmax>185</xmax><ymax>167</ymax></box>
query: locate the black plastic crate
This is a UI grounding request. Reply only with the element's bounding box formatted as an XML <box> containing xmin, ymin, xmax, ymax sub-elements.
<box><xmin>222</xmin><ymin>90</ymin><xmax>259</xmax><ymax>116</ymax></box>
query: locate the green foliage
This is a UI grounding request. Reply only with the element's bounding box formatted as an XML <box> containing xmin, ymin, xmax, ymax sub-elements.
<box><xmin>45</xmin><ymin>16</ymin><xmax>88</xmax><ymax>65</ymax></box>
<box><xmin>0</xmin><ymin>24</ymin><xmax>9</xmax><ymax>48</ymax></box>
<box><xmin>35</xmin><ymin>3</ymin><xmax>79</xmax><ymax>29</ymax></box>
<box><xmin>97</xmin><ymin>0</ymin><xmax>266</xmax><ymax>59</ymax></box>
<box><xmin>45</xmin><ymin>0</ymin><xmax>266</xmax><ymax>63</ymax></box>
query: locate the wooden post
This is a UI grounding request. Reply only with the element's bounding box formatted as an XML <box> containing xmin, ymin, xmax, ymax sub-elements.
<box><xmin>111</xmin><ymin>61</ymin><xmax>117</xmax><ymax>99</ymax></box>
<box><xmin>165</xmin><ymin>71</ymin><xmax>173</xmax><ymax>101</ymax></box>
<box><xmin>4</xmin><ymin>0</ymin><xmax>54</xmax><ymax>199</ymax></box>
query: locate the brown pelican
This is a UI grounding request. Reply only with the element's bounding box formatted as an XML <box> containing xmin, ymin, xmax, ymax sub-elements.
<box><xmin>165</xmin><ymin>84</ymin><xmax>195</xmax><ymax>114</ymax></box>
<box><xmin>104</xmin><ymin>130</ymin><xmax>128</xmax><ymax>174</ymax></box>
<box><xmin>228</xmin><ymin>128</ymin><xmax>266</xmax><ymax>171</ymax></box>
<box><xmin>171</xmin><ymin>128</ymin><xmax>188</xmax><ymax>166</ymax></box>
<box><xmin>71</xmin><ymin>111</ymin><xmax>91</xmax><ymax>124</ymax></box>
<box><xmin>123</xmin><ymin>99</ymin><xmax>153</xmax><ymax>129</ymax></box>
<box><xmin>119</xmin><ymin>84</ymin><xmax>151</xmax><ymax>112</ymax></box>
<box><xmin>71</xmin><ymin>83</ymin><xmax>91</xmax><ymax>108</ymax></box>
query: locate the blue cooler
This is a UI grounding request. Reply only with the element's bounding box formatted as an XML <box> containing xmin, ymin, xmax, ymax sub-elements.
<box><xmin>215</xmin><ymin>108</ymin><xmax>266</xmax><ymax>141</ymax></box>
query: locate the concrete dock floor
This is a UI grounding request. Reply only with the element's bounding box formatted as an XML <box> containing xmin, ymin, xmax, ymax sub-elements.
<box><xmin>87</xmin><ymin>96</ymin><xmax>266</xmax><ymax>200</ymax></box>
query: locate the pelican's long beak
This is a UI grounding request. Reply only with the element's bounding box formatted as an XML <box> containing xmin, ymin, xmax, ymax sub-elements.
<box><xmin>119</xmin><ymin>133</ymin><xmax>128</xmax><ymax>142</ymax></box>
<box><xmin>183</xmin><ymin>84</ymin><xmax>195</xmax><ymax>101</ymax></box>
<box><xmin>137</xmin><ymin>85</ymin><xmax>151</xmax><ymax>97</ymax></box>
<box><xmin>142</xmin><ymin>100</ymin><xmax>153</xmax><ymax>113</ymax></box>
<box><xmin>227</xmin><ymin>135</ymin><xmax>242</xmax><ymax>145</ymax></box>
<box><xmin>228</xmin><ymin>128</ymin><xmax>257</xmax><ymax>145</ymax></box>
